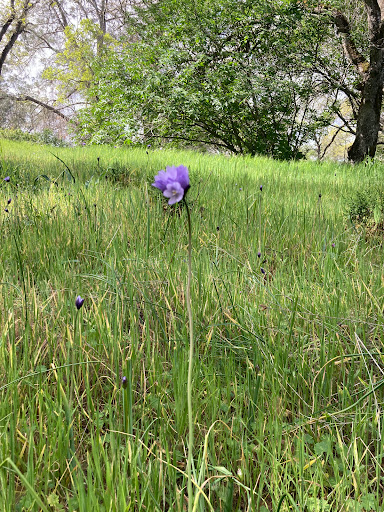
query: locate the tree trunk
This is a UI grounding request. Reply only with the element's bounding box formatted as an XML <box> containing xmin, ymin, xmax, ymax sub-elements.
<box><xmin>348</xmin><ymin>53</ymin><xmax>384</xmax><ymax>162</ymax></box>
<box><xmin>330</xmin><ymin>1</ymin><xmax>384</xmax><ymax>163</ymax></box>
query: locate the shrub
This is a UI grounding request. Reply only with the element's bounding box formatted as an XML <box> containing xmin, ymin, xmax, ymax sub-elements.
<box><xmin>347</xmin><ymin>187</ymin><xmax>384</xmax><ymax>229</ymax></box>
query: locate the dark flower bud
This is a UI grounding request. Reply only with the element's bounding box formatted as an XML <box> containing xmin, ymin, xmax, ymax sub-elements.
<box><xmin>122</xmin><ymin>376</ymin><xmax>128</xmax><ymax>389</ymax></box>
<box><xmin>4</xmin><ymin>209</ymin><xmax>8</xmax><ymax>213</ymax></box>
<box><xmin>257</xmin><ymin>252</ymin><xmax>261</xmax><ymax>258</ymax></box>
<box><xmin>319</xmin><ymin>193</ymin><xmax>322</xmax><ymax>198</ymax></box>
<box><xmin>7</xmin><ymin>198</ymin><xmax>11</xmax><ymax>205</ymax></box>
<box><xmin>75</xmin><ymin>295</ymin><xmax>85</xmax><ymax>310</ymax></box>
<box><xmin>260</xmin><ymin>185</ymin><xmax>263</xmax><ymax>191</ymax></box>
<box><xmin>216</xmin><ymin>226</ymin><xmax>220</xmax><ymax>231</ymax></box>
<box><xmin>261</xmin><ymin>268</ymin><xmax>266</xmax><ymax>275</ymax></box>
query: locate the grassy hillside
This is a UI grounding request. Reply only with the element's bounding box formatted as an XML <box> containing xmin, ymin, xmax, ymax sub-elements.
<box><xmin>1</xmin><ymin>139</ymin><xmax>384</xmax><ymax>511</ymax></box>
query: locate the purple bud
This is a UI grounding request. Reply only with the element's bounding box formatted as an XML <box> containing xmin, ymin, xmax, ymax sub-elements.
<box><xmin>216</xmin><ymin>226</ymin><xmax>220</xmax><ymax>231</ymax></box>
<box><xmin>257</xmin><ymin>252</ymin><xmax>261</xmax><ymax>258</ymax></box>
<box><xmin>4</xmin><ymin>176</ymin><xmax>10</xmax><ymax>182</ymax></box>
<box><xmin>261</xmin><ymin>268</ymin><xmax>266</xmax><ymax>275</ymax></box>
<box><xmin>332</xmin><ymin>243</ymin><xmax>335</xmax><ymax>248</ymax></box>
<box><xmin>75</xmin><ymin>295</ymin><xmax>85</xmax><ymax>310</ymax></box>
<box><xmin>260</xmin><ymin>185</ymin><xmax>263</xmax><ymax>191</ymax></box>
<box><xmin>122</xmin><ymin>376</ymin><xmax>128</xmax><ymax>389</ymax></box>
<box><xmin>7</xmin><ymin>198</ymin><xmax>11</xmax><ymax>205</ymax></box>
<box><xmin>147</xmin><ymin>144</ymin><xmax>151</xmax><ymax>148</ymax></box>
<box><xmin>4</xmin><ymin>209</ymin><xmax>8</xmax><ymax>213</ymax></box>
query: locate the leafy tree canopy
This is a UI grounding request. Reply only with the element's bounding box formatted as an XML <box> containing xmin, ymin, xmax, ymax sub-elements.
<box><xmin>77</xmin><ymin>0</ymin><xmax>336</xmax><ymax>158</ymax></box>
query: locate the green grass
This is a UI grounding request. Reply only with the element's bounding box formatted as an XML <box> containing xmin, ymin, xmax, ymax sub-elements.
<box><xmin>1</xmin><ymin>139</ymin><xmax>384</xmax><ymax>511</ymax></box>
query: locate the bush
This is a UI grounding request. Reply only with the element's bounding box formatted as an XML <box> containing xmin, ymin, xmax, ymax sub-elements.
<box><xmin>0</xmin><ymin>128</ymin><xmax>69</xmax><ymax>147</ymax></box>
<box><xmin>347</xmin><ymin>187</ymin><xmax>384</xmax><ymax>229</ymax></box>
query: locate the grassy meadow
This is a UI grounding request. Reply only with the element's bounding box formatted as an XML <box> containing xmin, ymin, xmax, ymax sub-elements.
<box><xmin>1</xmin><ymin>139</ymin><xmax>384</xmax><ymax>511</ymax></box>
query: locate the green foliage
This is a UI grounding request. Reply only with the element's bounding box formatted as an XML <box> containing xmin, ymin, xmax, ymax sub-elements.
<box><xmin>347</xmin><ymin>186</ymin><xmax>384</xmax><ymax>230</ymax></box>
<box><xmin>77</xmin><ymin>0</ymin><xmax>334</xmax><ymax>158</ymax></box>
<box><xmin>0</xmin><ymin>128</ymin><xmax>68</xmax><ymax>147</ymax></box>
<box><xmin>43</xmin><ymin>19</ymin><xmax>117</xmax><ymax>101</ymax></box>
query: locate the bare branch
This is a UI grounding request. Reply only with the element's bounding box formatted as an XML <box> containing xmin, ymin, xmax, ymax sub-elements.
<box><xmin>0</xmin><ymin>94</ymin><xmax>76</xmax><ymax>124</ymax></box>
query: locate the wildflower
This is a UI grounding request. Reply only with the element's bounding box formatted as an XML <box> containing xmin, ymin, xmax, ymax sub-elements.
<box><xmin>75</xmin><ymin>295</ymin><xmax>85</xmax><ymax>310</ymax></box>
<box><xmin>4</xmin><ymin>176</ymin><xmax>10</xmax><ymax>182</ymax></box>
<box><xmin>7</xmin><ymin>198</ymin><xmax>11</xmax><ymax>205</ymax></box>
<box><xmin>332</xmin><ymin>243</ymin><xmax>335</xmax><ymax>248</ymax></box>
<box><xmin>4</xmin><ymin>209</ymin><xmax>8</xmax><ymax>213</ymax></box>
<box><xmin>152</xmin><ymin>165</ymin><xmax>190</xmax><ymax>205</ymax></box>
<box><xmin>257</xmin><ymin>252</ymin><xmax>261</xmax><ymax>258</ymax></box>
<box><xmin>319</xmin><ymin>193</ymin><xmax>322</xmax><ymax>198</ymax></box>
<box><xmin>261</xmin><ymin>267</ymin><xmax>266</xmax><ymax>275</ymax></box>
<box><xmin>260</xmin><ymin>185</ymin><xmax>263</xmax><ymax>191</ymax></box>
<box><xmin>122</xmin><ymin>376</ymin><xmax>128</xmax><ymax>389</ymax></box>
<box><xmin>216</xmin><ymin>226</ymin><xmax>220</xmax><ymax>231</ymax></box>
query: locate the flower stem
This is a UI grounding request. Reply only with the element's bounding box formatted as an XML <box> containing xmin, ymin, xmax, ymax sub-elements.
<box><xmin>184</xmin><ymin>199</ymin><xmax>194</xmax><ymax>511</ymax></box>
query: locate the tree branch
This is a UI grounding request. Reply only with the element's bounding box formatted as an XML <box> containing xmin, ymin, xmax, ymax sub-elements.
<box><xmin>330</xmin><ymin>10</ymin><xmax>369</xmax><ymax>78</ymax></box>
<box><xmin>0</xmin><ymin>94</ymin><xmax>76</xmax><ymax>124</ymax></box>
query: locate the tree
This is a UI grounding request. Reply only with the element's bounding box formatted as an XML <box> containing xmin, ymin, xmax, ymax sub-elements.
<box><xmin>0</xmin><ymin>0</ymin><xmax>132</xmax><ymax>134</ymax></box>
<box><xmin>0</xmin><ymin>0</ymin><xmax>36</xmax><ymax>76</ymax></box>
<box><xmin>78</xmin><ymin>0</ymin><xmax>335</xmax><ymax>157</ymax></box>
<box><xmin>334</xmin><ymin>1</ymin><xmax>384</xmax><ymax>162</ymax></box>
<box><xmin>304</xmin><ymin>0</ymin><xmax>384</xmax><ymax>162</ymax></box>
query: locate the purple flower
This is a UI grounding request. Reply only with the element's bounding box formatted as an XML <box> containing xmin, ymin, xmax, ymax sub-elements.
<box><xmin>152</xmin><ymin>165</ymin><xmax>190</xmax><ymax>205</ymax></box>
<box><xmin>122</xmin><ymin>376</ymin><xmax>128</xmax><ymax>389</ymax></box>
<box><xmin>260</xmin><ymin>185</ymin><xmax>263</xmax><ymax>191</ymax></box>
<box><xmin>7</xmin><ymin>198</ymin><xmax>11</xmax><ymax>205</ymax></box>
<box><xmin>261</xmin><ymin>267</ymin><xmax>266</xmax><ymax>275</ymax></box>
<box><xmin>4</xmin><ymin>176</ymin><xmax>10</xmax><ymax>182</ymax></box>
<box><xmin>4</xmin><ymin>209</ymin><xmax>8</xmax><ymax>213</ymax></box>
<box><xmin>75</xmin><ymin>295</ymin><xmax>85</xmax><ymax>310</ymax></box>
<box><xmin>332</xmin><ymin>243</ymin><xmax>335</xmax><ymax>248</ymax></box>
<box><xmin>257</xmin><ymin>252</ymin><xmax>261</xmax><ymax>258</ymax></box>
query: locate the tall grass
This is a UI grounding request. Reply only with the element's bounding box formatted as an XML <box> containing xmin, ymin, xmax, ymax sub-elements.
<box><xmin>0</xmin><ymin>139</ymin><xmax>383</xmax><ymax>511</ymax></box>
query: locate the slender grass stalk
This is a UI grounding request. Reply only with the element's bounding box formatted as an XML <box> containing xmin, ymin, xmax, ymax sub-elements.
<box><xmin>184</xmin><ymin>199</ymin><xmax>195</xmax><ymax>512</ymax></box>
<box><xmin>123</xmin><ymin>359</ymin><xmax>133</xmax><ymax>436</ymax></box>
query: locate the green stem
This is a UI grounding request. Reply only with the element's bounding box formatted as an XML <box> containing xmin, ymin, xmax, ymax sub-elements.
<box><xmin>184</xmin><ymin>199</ymin><xmax>194</xmax><ymax>511</ymax></box>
